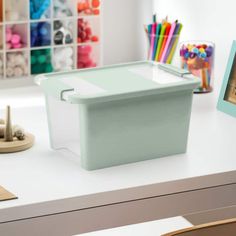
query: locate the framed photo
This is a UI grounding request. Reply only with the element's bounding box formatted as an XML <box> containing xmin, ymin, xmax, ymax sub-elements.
<box><xmin>217</xmin><ymin>40</ymin><xmax>236</xmax><ymax>117</ymax></box>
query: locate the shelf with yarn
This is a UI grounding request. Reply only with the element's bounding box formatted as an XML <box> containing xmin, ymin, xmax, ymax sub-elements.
<box><xmin>0</xmin><ymin>0</ymin><xmax>102</xmax><ymax>80</ymax></box>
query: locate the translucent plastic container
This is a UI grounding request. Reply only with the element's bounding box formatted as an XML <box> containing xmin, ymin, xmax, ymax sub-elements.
<box><xmin>36</xmin><ymin>62</ymin><xmax>200</xmax><ymax>170</ymax></box>
<box><xmin>147</xmin><ymin>34</ymin><xmax>181</xmax><ymax>64</ymax></box>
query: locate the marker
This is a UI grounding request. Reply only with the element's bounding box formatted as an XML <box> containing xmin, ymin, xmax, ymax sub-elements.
<box><xmin>166</xmin><ymin>23</ymin><xmax>183</xmax><ymax>64</ymax></box>
<box><xmin>158</xmin><ymin>23</ymin><xmax>171</xmax><ymax>61</ymax></box>
<box><xmin>155</xmin><ymin>23</ymin><xmax>167</xmax><ymax>61</ymax></box>
<box><xmin>160</xmin><ymin>20</ymin><xmax>177</xmax><ymax>63</ymax></box>
<box><xmin>152</xmin><ymin>23</ymin><xmax>161</xmax><ymax>60</ymax></box>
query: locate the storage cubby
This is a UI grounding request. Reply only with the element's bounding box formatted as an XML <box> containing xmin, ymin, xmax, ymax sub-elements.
<box><xmin>53</xmin><ymin>46</ymin><xmax>74</xmax><ymax>71</ymax></box>
<box><xmin>31</xmin><ymin>48</ymin><xmax>53</xmax><ymax>74</ymax></box>
<box><xmin>30</xmin><ymin>0</ymin><xmax>51</xmax><ymax>20</ymax></box>
<box><xmin>0</xmin><ymin>0</ymin><xmax>101</xmax><ymax>80</ymax></box>
<box><xmin>77</xmin><ymin>0</ymin><xmax>101</xmax><ymax>16</ymax></box>
<box><xmin>53</xmin><ymin>19</ymin><xmax>73</xmax><ymax>45</ymax></box>
<box><xmin>53</xmin><ymin>0</ymin><xmax>74</xmax><ymax>17</ymax></box>
<box><xmin>6</xmin><ymin>24</ymin><xmax>28</xmax><ymax>50</ymax></box>
<box><xmin>6</xmin><ymin>50</ymin><xmax>29</xmax><ymax>78</ymax></box>
<box><xmin>5</xmin><ymin>0</ymin><xmax>28</xmax><ymax>22</ymax></box>
<box><xmin>31</xmin><ymin>21</ymin><xmax>51</xmax><ymax>47</ymax></box>
<box><xmin>77</xmin><ymin>43</ymin><xmax>99</xmax><ymax>69</ymax></box>
<box><xmin>77</xmin><ymin>17</ymin><xmax>100</xmax><ymax>43</ymax></box>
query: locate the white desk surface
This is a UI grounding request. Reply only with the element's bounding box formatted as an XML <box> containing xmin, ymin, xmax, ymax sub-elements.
<box><xmin>75</xmin><ymin>216</ymin><xmax>193</xmax><ymax>236</ymax></box>
<box><xmin>0</xmin><ymin>86</ymin><xmax>236</xmax><ymax>223</ymax></box>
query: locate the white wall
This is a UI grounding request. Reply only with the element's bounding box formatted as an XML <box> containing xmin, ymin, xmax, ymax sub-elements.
<box><xmin>103</xmin><ymin>0</ymin><xmax>153</xmax><ymax>65</ymax></box>
<box><xmin>154</xmin><ymin>0</ymin><xmax>236</xmax><ymax>91</ymax></box>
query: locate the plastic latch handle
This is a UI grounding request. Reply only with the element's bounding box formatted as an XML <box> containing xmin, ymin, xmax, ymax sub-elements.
<box><xmin>158</xmin><ymin>63</ymin><xmax>191</xmax><ymax>77</ymax></box>
<box><xmin>61</xmin><ymin>89</ymin><xmax>75</xmax><ymax>101</ymax></box>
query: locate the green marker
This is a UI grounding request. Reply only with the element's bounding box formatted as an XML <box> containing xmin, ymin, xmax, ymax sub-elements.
<box><xmin>155</xmin><ymin>24</ymin><xmax>167</xmax><ymax>61</ymax></box>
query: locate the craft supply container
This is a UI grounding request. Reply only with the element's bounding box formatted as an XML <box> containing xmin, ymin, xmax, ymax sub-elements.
<box><xmin>0</xmin><ymin>0</ymin><xmax>102</xmax><ymax>80</ymax></box>
<box><xmin>180</xmin><ymin>41</ymin><xmax>215</xmax><ymax>93</ymax></box>
<box><xmin>36</xmin><ymin>61</ymin><xmax>200</xmax><ymax>170</ymax></box>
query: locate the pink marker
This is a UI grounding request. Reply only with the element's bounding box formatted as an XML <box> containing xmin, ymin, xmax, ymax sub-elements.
<box><xmin>160</xmin><ymin>20</ymin><xmax>177</xmax><ymax>63</ymax></box>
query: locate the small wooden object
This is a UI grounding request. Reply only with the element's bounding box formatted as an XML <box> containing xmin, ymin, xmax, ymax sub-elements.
<box><xmin>4</xmin><ymin>105</ymin><xmax>13</xmax><ymax>142</ymax></box>
<box><xmin>0</xmin><ymin>133</ymin><xmax>34</xmax><ymax>153</ymax></box>
<box><xmin>162</xmin><ymin>218</ymin><xmax>236</xmax><ymax>236</ymax></box>
<box><xmin>0</xmin><ymin>186</ymin><xmax>17</xmax><ymax>201</ymax></box>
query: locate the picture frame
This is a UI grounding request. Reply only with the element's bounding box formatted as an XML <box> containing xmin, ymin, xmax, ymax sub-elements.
<box><xmin>217</xmin><ymin>40</ymin><xmax>236</xmax><ymax>117</ymax></box>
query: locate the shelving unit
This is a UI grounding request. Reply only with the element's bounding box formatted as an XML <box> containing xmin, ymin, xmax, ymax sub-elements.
<box><xmin>0</xmin><ymin>0</ymin><xmax>102</xmax><ymax>80</ymax></box>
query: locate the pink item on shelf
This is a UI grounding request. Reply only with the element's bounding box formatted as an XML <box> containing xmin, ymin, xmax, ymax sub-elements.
<box><xmin>78</xmin><ymin>54</ymin><xmax>90</xmax><ymax>63</ymax></box>
<box><xmin>78</xmin><ymin>45</ymin><xmax>92</xmax><ymax>55</ymax></box>
<box><xmin>13</xmin><ymin>43</ymin><xmax>22</xmax><ymax>49</ymax></box>
<box><xmin>77</xmin><ymin>62</ymin><xmax>85</xmax><ymax>68</ymax></box>
<box><xmin>77</xmin><ymin>45</ymin><xmax>96</xmax><ymax>69</ymax></box>
<box><xmin>11</xmin><ymin>34</ymin><xmax>21</xmax><ymax>45</ymax></box>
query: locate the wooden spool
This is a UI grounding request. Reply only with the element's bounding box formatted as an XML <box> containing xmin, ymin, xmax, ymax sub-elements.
<box><xmin>0</xmin><ymin>133</ymin><xmax>34</xmax><ymax>153</ymax></box>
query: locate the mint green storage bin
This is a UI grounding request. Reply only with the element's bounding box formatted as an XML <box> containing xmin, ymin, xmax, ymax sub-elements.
<box><xmin>35</xmin><ymin>62</ymin><xmax>200</xmax><ymax>170</ymax></box>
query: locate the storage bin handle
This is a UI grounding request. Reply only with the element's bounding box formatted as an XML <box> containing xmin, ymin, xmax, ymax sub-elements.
<box><xmin>61</xmin><ymin>89</ymin><xmax>75</xmax><ymax>101</ymax></box>
<box><xmin>158</xmin><ymin>63</ymin><xmax>191</xmax><ymax>77</ymax></box>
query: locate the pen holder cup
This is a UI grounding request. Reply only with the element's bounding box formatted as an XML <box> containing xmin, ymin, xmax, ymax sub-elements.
<box><xmin>146</xmin><ymin>32</ymin><xmax>181</xmax><ymax>64</ymax></box>
<box><xmin>180</xmin><ymin>41</ymin><xmax>215</xmax><ymax>93</ymax></box>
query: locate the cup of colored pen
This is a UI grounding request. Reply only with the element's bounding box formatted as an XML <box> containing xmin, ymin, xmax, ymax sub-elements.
<box><xmin>144</xmin><ymin>20</ymin><xmax>183</xmax><ymax>64</ymax></box>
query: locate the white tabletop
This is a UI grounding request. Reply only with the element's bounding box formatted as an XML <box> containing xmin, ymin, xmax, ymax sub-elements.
<box><xmin>75</xmin><ymin>217</ymin><xmax>193</xmax><ymax>236</ymax></box>
<box><xmin>0</xmin><ymin>86</ymin><xmax>236</xmax><ymax>223</ymax></box>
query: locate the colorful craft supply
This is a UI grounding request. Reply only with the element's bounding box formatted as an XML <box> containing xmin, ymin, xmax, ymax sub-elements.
<box><xmin>146</xmin><ymin>17</ymin><xmax>183</xmax><ymax>64</ymax></box>
<box><xmin>158</xmin><ymin>22</ymin><xmax>171</xmax><ymax>61</ymax></box>
<box><xmin>77</xmin><ymin>0</ymin><xmax>100</xmax><ymax>16</ymax></box>
<box><xmin>155</xmin><ymin>23</ymin><xmax>167</xmax><ymax>61</ymax></box>
<box><xmin>5</xmin><ymin>25</ymin><xmax>27</xmax><ymax>50</ymax></box>
<box><xmin>53</xmin><ymin>0</ymin><xmax>73</xmax><ymax>17</ymax></box>
<box><xmin>77</xmin><ymin>18</ymin><xmax>99</xmax><ymax>43</ymax></box>
<box><xmin>77</xmin><ymin>45</ymin><xmax>96</xmax><ymax>69</ymax></box>
<box><xmin>31</xmin><ymin>49</ymin><xmax>53</xmax><ymax>74</ymax></box>
<box><xmin>180</xmin><ymin>42</ymin><xmax>215</xmax><ymax>93</ymax></box>
<box><xmin>160</xmin><ymin>20</ymin><xmax>177</xmax><ymax>63</ymax></box>
<box><xmin>149</xmin><ymin>15</ymin><xmax>157</xmax><ymax>61</ymax></box>
<box><xmin>53</xmin><ymin>47</ymin><xmax>74</xmax><ymax>71</ymax></box>
<box><xmin>165</xmin><ymin>23</ymin><xmax>183</xmax><ymax>63</ymax></box>
<box><xmin>31</xmin><ymin>22</ymin><xmax>51</xmax><ymax>47</ymax></box>
<box><xmin>6</xmin><ymin>52</ymin><xmax>28</xmax><ymax>78</ymax></box>
<box><xmin>152</xmin><ymin>23</ymin><xmax>161</xmax><ymax>61</ymax></box>
<box><xmin>53</xmin><ymin>20</ymin><xmax>73</xmax><ymax>45</ymax></box>
<box><xmin>30</xmin><ymin>0</ymin><xmax>51</xmax><ymax>19</ymax></box>
<box><xmin>166</xmin><ymin>24</ymin><xmax>183</xmax><ymax>64</ymax></box>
